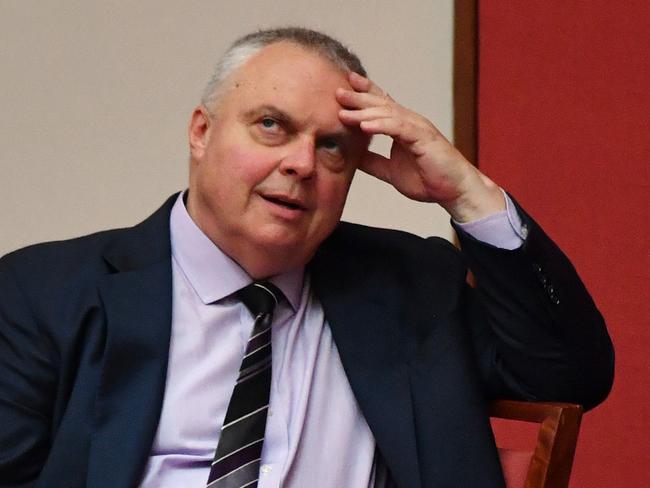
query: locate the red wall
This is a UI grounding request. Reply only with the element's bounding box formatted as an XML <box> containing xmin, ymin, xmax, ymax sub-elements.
<box><xmin>478</xmin><ymin>2</ymin><xmax>649</xmax><ymax>486</ymax></box>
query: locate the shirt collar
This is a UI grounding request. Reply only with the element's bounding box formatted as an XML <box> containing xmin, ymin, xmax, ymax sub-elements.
<box><xmin>169</xmin><ymin>191</ymin><xmax>303</xmax><ymax>310</ymax></box>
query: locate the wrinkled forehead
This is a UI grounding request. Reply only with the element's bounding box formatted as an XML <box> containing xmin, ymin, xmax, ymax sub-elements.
<box><xmin>222</xmin><ymin>43</ymin><xmax>358</xmax><ymax>131</ymax></box>
<box><xmin>227</xmin><ymin>41</ymin><xmax>352</xmax><ymax>98</ymax></box>
<box><xmin>246</xmin><ymin>40</ymin><xmax>348</xmax><ymax>72</ymax></box>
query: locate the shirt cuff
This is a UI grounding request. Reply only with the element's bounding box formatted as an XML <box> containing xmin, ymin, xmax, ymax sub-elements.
<box><xmin>453</xmin><ymin>190</ymin><xmax>527</xmax><ymax>250</ymax></box>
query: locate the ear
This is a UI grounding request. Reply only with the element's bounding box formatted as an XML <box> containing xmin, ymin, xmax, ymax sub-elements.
<box><xmin>188</xmin><ymin>106</ymin><xmax>211</xmax><ymax>161</ymax></box>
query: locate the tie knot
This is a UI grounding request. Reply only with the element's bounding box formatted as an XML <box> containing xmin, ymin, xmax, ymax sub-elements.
<box><xmin>237</xmin><ymin>281</ymin><xmax>281</xmax><ymax>317</ymax></box>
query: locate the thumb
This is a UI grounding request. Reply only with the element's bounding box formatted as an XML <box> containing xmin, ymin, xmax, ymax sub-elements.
<box><xmin>359</xmin><ymin>150</ymin><xmax>392</xmax><ymax>184</ymax></box>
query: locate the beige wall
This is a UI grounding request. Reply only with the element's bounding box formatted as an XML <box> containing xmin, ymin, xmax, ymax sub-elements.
<box><xmin>0</xmin><ymin>0</ymin><xmax>454</xmax><ymax>257</ymax></box>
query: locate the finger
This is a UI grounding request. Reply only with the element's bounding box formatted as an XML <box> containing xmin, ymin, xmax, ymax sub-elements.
<box><xmin>358</xmin><ymin>150</ymin><xmax>392</xmax><ymax>183</ymax></box>
<box><xmin>358</xmin><ymin>117</ymin><xmax>424</xmax><ymax>145</ymax></box>
<box><xmin>339</xmin><ymin>106</ymin><xmax>392</xmax><ymax>125</ymax></box>
<box><xmin>348</xmin><ymin>72</ymin><xmax>389</xmax><ymax>99</ymax></box>
<box><xmin>348</xmin><ymin>71</ymin><xmax>372</xmax><ymax>92</ymax></box>
<box><xmin>336</xmin><ymin>87</ymin><xmax>390</xmax><ymax>110</ymax></box>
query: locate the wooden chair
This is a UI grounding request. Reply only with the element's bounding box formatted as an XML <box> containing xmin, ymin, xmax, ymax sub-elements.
<box><xmin>490</xmin><ymin>400</ymin><xmax>583</xmax><ymax>488</ymax></box>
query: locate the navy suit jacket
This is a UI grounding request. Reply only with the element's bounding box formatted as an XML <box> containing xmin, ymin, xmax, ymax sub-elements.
<box><xmin>0</xmin><ymin>194</ymin><xmax>613</xmax><ymax>487</ymax></box>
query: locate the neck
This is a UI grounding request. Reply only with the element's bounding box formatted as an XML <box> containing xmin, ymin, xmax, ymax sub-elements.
<box><xmin>185</xmin><ymin>195</ymin><xmax>312</xmax><ymax>280</ymax></box>
<box><xmin>221</xmin><ymin>238</ymin><xmax>313</xmax><ymax>279</ymax></box>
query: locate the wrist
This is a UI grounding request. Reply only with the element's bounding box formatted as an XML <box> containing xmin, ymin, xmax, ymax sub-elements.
<box><xmin>441</xmin><ymin>171</ymin><xmax>506</xmax><ymax>223</ymax></box>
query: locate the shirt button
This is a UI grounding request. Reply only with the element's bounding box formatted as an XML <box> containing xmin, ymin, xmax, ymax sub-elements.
<box><xmin>261</xmin><ymin>464</ymin><xmax>272</xmax><ymax>474</ymax></box>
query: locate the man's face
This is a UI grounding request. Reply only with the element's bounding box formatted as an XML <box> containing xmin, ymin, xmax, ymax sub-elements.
<box><xmin>187</xmin><ymin>42</ymin><xmax>368</xmax><ymax>276</ymax></box>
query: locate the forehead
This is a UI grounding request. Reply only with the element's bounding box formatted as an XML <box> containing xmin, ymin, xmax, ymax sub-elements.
<box><xmin>219</xmin><ymin>42</ymin><xmax>352</xmax><ymax>126</ymax></box>
<box><xmin>235</xmin><ymin>41</ymin><xmax>349</xmax><ymax>88</ymax></box>
<box><xmin>244</xmin><ymin>41</ymin><xmax>341</xmax><ymax>72</ymax></box>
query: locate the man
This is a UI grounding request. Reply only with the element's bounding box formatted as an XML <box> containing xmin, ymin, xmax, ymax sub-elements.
<box><xmin>0</xmin><ymin>27</ymin><xmax>613</xmax><ymax>487</ymax></box>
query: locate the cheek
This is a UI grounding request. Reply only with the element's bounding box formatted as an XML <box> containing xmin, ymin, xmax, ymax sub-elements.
<box><xmin>317</xmin><ymin>174</ymin><xmax>354</xmax><ymax>216</ymax></box>
<box><xmin>220</xmin><ymin>145</ymin><xmax>277</xmax><ymax>186</ymax></box>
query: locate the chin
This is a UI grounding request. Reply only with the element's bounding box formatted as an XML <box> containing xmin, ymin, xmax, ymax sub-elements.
<box><xmin>251</xmin><ymin>228</ymin><xmax>316</xmax><ymax>257</ymax></box>
<box><xmin>254</xmin><ymin>232</ymin><xmax>307</xmax><ymax>252</ymax></box>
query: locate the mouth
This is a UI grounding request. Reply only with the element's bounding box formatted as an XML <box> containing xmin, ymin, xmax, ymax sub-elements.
<box><xmin>260</xmin><ymin>193</ymin><xmax>308</xmax><ymax>211</ymax></box>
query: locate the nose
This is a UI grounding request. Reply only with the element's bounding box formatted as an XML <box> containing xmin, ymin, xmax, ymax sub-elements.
<box><xmin>279</xmin><ymin>138</ymin><xmax>316</xmax><ymax>179</ymax></box>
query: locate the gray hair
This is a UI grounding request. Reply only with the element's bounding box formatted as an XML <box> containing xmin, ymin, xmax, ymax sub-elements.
<box><xmin>201</xmin><ymin>26</ymin><xmax>367</xmax><ymax>112</ymax></box>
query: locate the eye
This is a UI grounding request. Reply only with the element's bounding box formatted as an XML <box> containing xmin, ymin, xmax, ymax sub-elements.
<box><xmin>320</xmin><ymin>137</ymin><xmax>341</xmax><ymax>153</ymax></box>
<box><xmin>260</xmin><ymin>117</ymin><xmax>279</xmax><ymax>131</ymax></box>
<box><xmin>250</xmin><ymin>115</ymin><xmax>288</xmax><ymax>146</ymax></box>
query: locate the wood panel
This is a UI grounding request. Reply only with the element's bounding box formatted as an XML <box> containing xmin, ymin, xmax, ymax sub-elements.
<box><xmin>453</xmin><ymin>0</ymin><xmax>478</xmax><ymax>165</ymax></box>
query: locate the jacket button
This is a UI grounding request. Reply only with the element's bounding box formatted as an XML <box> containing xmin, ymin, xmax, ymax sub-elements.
<box><xmin>547</xmin><ymin>285</ymin><xmax>560</xmax><ymax>304</ymax></box>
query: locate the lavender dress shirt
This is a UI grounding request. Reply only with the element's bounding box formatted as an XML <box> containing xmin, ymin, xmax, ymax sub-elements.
<box><xmin>139</xmin><ymin>191</ymin><xmax>524</xmax><ymax>487</ymax></box>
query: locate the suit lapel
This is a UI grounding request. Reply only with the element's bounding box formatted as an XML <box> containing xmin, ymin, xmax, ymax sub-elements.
<box><xmin>311</xmin><ymin>228</ymin><xmax>422</xmax><ymax>488</ymax></box>
<box><xmin>86</xmin><ymin>196</ymin><xmax>176</xmax><ymax>488</ymax></box>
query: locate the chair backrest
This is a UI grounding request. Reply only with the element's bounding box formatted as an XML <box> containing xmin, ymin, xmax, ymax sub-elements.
<box><xmin>490</xmin><ymin>400</ymin><xmax>583</xmax><ymax>488</ymax></box>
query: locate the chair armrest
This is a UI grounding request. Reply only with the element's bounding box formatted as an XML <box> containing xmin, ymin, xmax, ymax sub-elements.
<box><xmin>490</xmin><ymin>400</ymin><xmax>583</xmax><ymax>488</ymax></box>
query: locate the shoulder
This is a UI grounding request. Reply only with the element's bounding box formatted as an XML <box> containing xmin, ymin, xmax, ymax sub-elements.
<box><xmin>311</xmin><ymin>221</ymin><xmax>467</xmax><ymax>283</ymax></box>
<box><xmin>0</xmin><ymin>227</ymin><xmax>127</xmax><ymax>294</ymax></box>
<box><xmin>2</xmin><ymin>227</ymin><xmax>123</xmax><ymax>269</ymax></box>
<box><xmin>0</xmin><ymin>194</ymin><xmax>177</xmax><ymax>307</ymax></box>
<box><xmin>324</xmin><ymin>220</ymin><xmax>460</xmax><ymax>258</ymax></box>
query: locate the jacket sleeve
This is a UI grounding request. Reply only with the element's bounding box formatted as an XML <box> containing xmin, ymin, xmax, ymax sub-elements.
<box><xmin>0</xmin><ymin>258</ymin><xmax>56</xmax><ymax>487</ymax></box>
<box><xmin>452</xmin><ymin>202</ymin><xmax>614</xmax><ymax>411</ymax></box>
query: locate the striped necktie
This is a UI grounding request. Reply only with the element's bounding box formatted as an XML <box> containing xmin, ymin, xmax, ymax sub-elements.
<box><xmin>206</xmin><ymin>281</ymin><xmax>281</xmax><ymax>488</ymax></box>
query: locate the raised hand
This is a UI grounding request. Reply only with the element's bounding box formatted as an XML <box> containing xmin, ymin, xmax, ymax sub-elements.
<box><xmin>337</xmin><ymin>72</ymin><xmax>505</xmax><ymax>222</ymax></box>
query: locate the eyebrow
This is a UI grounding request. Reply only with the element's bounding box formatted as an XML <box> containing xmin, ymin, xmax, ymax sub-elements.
<box><xmin>243</xmin><ymin>104</ymin><xmax>356</xmax><ymax>142</ymax></box>
<box><xmin>243</xmin><ymin>105</ymin><xmax>294</xmax><ymax>130</ymax></box>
